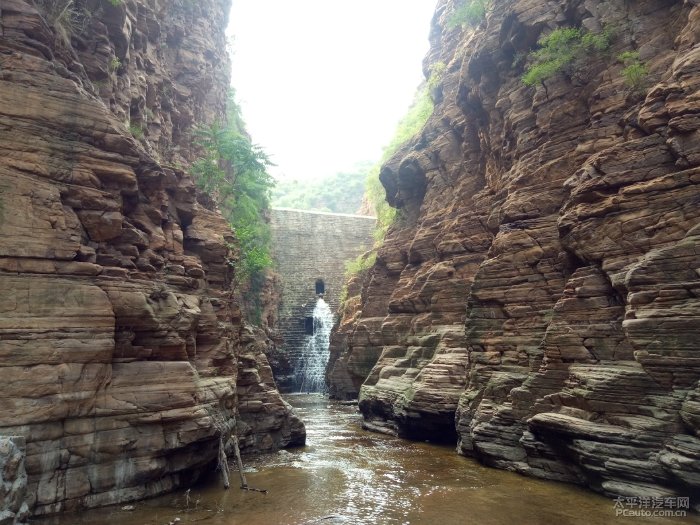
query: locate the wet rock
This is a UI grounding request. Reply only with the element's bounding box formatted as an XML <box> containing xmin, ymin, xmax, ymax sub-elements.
<box><xmin>236</xmin><ymin>325</ymin><xmax>306</xmax><ymax>454</ymax></box>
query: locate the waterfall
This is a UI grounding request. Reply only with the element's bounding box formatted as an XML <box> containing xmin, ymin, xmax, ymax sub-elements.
<box><xmin>297</xmin><ymin>298</ymin><xmax>334</xmax><ymax>393</ymax></box>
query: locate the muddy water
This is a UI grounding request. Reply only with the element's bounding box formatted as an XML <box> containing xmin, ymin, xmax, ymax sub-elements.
<box><xmin>36</xmin><ymin>395</ymin><xmax>692</xmax><ymax>525</ymax></box>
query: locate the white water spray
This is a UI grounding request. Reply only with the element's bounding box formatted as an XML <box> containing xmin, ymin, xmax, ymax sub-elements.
<box><xmin>297</xmin><ymin>298</ymin><xmax>334</xmax><ymax>393</ymax></box>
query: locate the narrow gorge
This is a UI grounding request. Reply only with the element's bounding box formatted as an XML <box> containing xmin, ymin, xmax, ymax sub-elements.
<box><xmin>0</xmin><ymin>0</ymin><xmax>698</xmax><ymax>523</ymax></box>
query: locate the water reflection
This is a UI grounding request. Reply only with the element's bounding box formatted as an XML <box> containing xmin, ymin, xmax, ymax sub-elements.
<box><xmin>36</xmin><ymin>394</ymin><xmax>693</xmax><ymax>525</ymax></box>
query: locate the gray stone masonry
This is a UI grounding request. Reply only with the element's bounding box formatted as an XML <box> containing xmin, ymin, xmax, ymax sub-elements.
<box><xmin>270</xmin><ymin>208</ymin><xmax>376</xmax><ymax>391</ymax></box>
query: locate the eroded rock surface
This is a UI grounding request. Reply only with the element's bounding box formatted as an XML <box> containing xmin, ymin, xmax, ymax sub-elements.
<box><xmin>330</xmin><ymin>0</ymin><xmax>700</xmax><ymax>504</ymax></box>
<box><xmin>237</xmin><ymin>325</ymin><xmax>306</xmax><ymax>454</ymax></box>
<box><xmin>0</xmin><ymin>0</ymin><xmax>302</xmax><ymax>516</ymax></box>
<box><xmin>0</xmin><ymin>437</ymin><xmax>29</xmax><ymax>525</ymax></box>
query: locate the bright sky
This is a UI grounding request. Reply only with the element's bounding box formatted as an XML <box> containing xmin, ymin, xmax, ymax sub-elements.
<box><xmin>227</xmin><ymin>0</ymin><xmax>437</xmax><ymax>182</ymax></box>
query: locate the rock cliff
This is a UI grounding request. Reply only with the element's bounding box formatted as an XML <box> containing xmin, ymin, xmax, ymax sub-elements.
<box><xmin>329</xmin><ymin>0</ymin><xmax>700</xmax><ymax>505</ymax></box>
<box><xmin>0</xmin><ymin>0</ymin><xmax>302</xmax><ymax>516</ymax></box>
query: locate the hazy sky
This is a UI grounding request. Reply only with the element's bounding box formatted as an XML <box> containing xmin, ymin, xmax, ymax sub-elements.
<box><xmin>227</xmin><ymin>0</ymin><xmax>437</xmax><ymax>182</ymax></box>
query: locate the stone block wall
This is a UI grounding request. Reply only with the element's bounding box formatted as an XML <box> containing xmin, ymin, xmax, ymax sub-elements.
<box><xmin>269</xmin><ymin>208</ymin><xmax>375</xmax><ymax>391</ymax></box>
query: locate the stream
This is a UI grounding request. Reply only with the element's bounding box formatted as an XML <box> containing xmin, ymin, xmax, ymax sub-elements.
<box><xmin>35</xmin><ymin>394</ymin><xmax>693</xmax><ymax>525</ymax></box>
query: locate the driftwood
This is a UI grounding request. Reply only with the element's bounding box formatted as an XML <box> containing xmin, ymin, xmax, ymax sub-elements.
<box><xmin>231</xmin><ymin>434</ymin><xmax>247</xmax><ymax>488</ymax></box>
<box><xmin>231</xmin><ymin>435</ymin><xmax>268</xmax><ymax>493</ymax></box>
<box><xmin>205</xmin><ymin>402</ymin><xmax>232</xmax><ymax>491</ymax></box>
<box><xmin>203</xmin><ymin>399</ymin><xmax>268</xmax><ymax>494</ymax></box>
<box><xmin>302</xmin><ymin>515</ymin><xmax>343</xmax><ymax>524</ymax></box>
<box><xmin>217</xmin><ymin>436</ymin><xmax>230</xmax><ymax>489</ymax></box>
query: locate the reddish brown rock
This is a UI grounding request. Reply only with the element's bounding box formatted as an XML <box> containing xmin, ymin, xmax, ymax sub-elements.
<box><xmin>236</xmin><ymin>326</ymin><xmax>306</xmax><ymax>453</ymax></box>
<box><xmin>331</xmin><ymin>0</ymin><xmax>700</xmax><ymax>505</ymax></box>
<box><xmin>0</xmin><ymin>0</ymin><xmax>302</xmax><ymax>517</ymax></box>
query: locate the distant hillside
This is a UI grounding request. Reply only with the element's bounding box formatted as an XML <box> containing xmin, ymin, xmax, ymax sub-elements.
<box><xmin>272</xmin><ymin>169</ymin><xmax>370</xmax><ymax>215</ymax></box>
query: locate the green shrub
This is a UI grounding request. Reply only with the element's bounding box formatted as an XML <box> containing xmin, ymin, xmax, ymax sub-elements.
<box><xmin>427</xmin><ymin>61</ymin><xmax>447</xmax><ymax>93</ymax></box>
<box><xmin>339</xmin><ymin>250</ymin><xmax>377</xmax><ymax>312</ymax></box>
<box><xmin>190</xmin><ymin>92</ymin><xmax>275</xmax><ymax>286</ymax></box>
<box><xmin>345</xmin><ymin>251</ymin><xmax>377</xmax><ymax>277</ymax></box>
<box><xmin>129</xmin><ymin>123</ymin><xmax>144</xmax><ymax>139</ymax></box>
<box><xmin>522</xmin><ymin>26</ymin><xmax>613</xmax><ymax>86</ymax></box>
<box><xmin>338</xmin><ymin>285</ymin><xmax>348</xmax><ymax>310</ymax></box>
<box><xmin>617</xmin><ymin>51</ymin><xmax>648</xmax><ymax>92</ymax></box>
<box><xmin>109</xmin><ymin>56</ymin><xmax>121</xmax><ymax>72</ymax></box>
<box><xmin>447</xmin><ymin>0</ymin><xmax>489</xmax><ymax>29</ymax></box>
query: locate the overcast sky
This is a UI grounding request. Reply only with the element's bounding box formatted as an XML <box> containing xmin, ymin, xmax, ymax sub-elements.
<box><xmin>227</xmin><ymin>0</ymin><xmax>437</xmax><ymax>182</ymax></box>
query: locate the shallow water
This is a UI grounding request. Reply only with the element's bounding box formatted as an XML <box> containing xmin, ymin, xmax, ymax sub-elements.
<box><xmin>35</xmin><ymin>395</ymin><xmax>693</xmax><ymax>525</ymax></box>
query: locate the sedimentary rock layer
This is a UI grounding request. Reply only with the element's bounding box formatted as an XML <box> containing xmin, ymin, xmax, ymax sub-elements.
<box><xmin>0</xmin><ymin>0</ymin><xmax>302</xmax><ymax>515</ymax></box>
<box><xmin>330</xmin><ymin>0</ymin><xmax>700</xmax><ymax>504</ymax></box>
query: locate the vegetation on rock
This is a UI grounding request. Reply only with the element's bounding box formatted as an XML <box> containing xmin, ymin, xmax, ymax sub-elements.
<box><xmin>617</xmin><ymin>51</ymin><xmax>648</xmax><ymax>92</ymax></box>
<box><xmin>366</xmin><ymin>85</ymin><xmax>433</xmax><ymax>242</ymax></box>
<box><xmin>447</xmin><ymin>0</ymin><xmax>489</xmax><ymax>29</ymax></box>
<box><xmin>109</xmin><ymin>56</ymin><xmax>121</xmax><ymax>72</ymax></box>
<box><xmin>191</xmin><ymin>93</ymin><xmax>275</xmax><ymax>285</ymax></box>
<box><xmin>34</xmin><ymin>0</ymin><xmax>91</xmax><ymax>44</ymax></box>
<box><xmin>345</xmin><ymin>250</ymin><xmax>377</xmax><ymax>277</ymax></box>
<box><xmin>339</xmin><ymin>250</ymin><xmax>377</xmax><ymax>311</ymax></box>
<box><xmin>129</xmin><ymin>123</ymin><xmax>144</xmax><ymax>140</ymax></box>
<box><xmin>427</xmin><ymin>61</ymin><xmax>447</xmax><ymax>96</ymax></box>
<box><xmin>339</xmin><ymin>85</ymin><xmax>434</xmax><ymax>304</ymax></box>
<box><xmin>522</xmin><ymin>26</ymin><xmax>612</xmax><ymax>86</ymax></box>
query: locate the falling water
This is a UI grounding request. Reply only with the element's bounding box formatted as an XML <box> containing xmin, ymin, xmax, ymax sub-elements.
<box><xmin>297</xmin><ymin>298</ymin><xmax>334</xmax><ymax>393</ymax></box>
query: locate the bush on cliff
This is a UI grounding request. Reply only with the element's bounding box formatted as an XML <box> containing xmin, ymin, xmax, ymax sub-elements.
<box><xmin>339</xmin><ymin>250</ymin><xmax>377</xmax><ymax>313</ymax></box>
<box><xmin>34</xmin><ymin>0</ymin><xmax>91</xmax><ymax>45</ymax></box>
<box><xmin>191</xmin><ymin>93</ymin><xmax>275</xmax><ymax>284</ymax></box>
<box><xmin>522</xmin><ymin>26</ymin><xmax>612</xmax><ymax>86</ymax></box>
<box><xmin>618</xmin><ymin>51</ymin><xmax>648</xmax><ymax>93</ymax></box>
<box><xmin>447</xmin><ymin>0</ymin><xmax>489</xmax><ymax>29</ymax></box>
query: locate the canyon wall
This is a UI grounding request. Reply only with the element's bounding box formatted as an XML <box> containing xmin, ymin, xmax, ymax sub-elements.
<box><xmin>329</xmin><ymin>0</ymin><xmax>700</xmax><ymax>505</ymax></box>
<box><xmin>0</xmin><ymin>0</ymin><xmax>302</xmax><ymax>516</ymax></box>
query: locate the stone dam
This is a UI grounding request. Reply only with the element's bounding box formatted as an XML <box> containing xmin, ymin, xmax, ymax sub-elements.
<box><xmin>269</xmin><ymin>208</ymin><xmax>376</xmax><ymax>392</ymax></box>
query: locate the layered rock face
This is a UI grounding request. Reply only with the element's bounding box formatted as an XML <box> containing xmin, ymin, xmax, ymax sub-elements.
<box><xmin>236</xmin><ymin>326</ymin><xmax>305</xmax><ymax>454</ymax></box>
<box><xmin>0</xmin><ymin>0</ymin><xmax>302</xmax><ymax>516</ymax></box>
<box><xmin>330</xmin><ymin>0</ymin><xmax>700</xmax><ymax>503</ymax></box>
